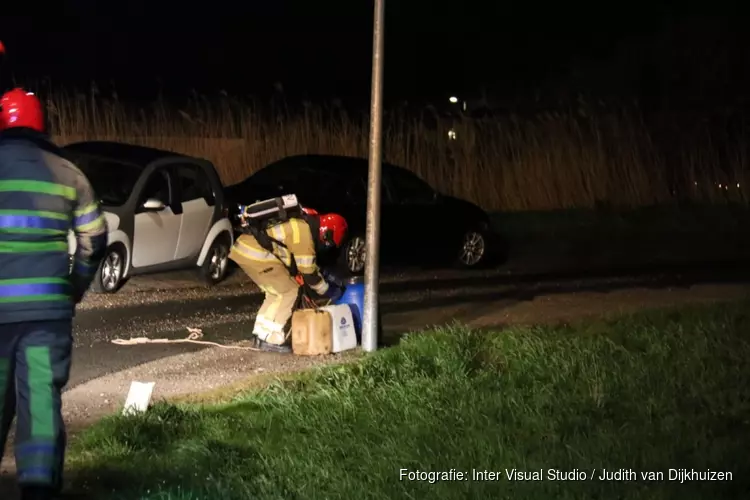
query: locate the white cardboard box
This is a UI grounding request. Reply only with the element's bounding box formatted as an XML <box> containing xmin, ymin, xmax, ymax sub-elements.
<box><xmin>320</xmin><ymin>304</ymin><xmax>358</xmax><ymax>353</ymax></box>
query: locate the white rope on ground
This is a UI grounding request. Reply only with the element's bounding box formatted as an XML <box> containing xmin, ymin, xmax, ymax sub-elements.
<box><xmin>111</xmin><ymin>327</ymin><xmax>262</xmax><ymax>351</ymax></box>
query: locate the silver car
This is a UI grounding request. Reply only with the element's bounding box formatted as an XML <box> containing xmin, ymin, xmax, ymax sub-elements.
<box><xmin>64</xmin><ymin>141</ymin><xmax>234</xmax><ymax>293</ymax></box>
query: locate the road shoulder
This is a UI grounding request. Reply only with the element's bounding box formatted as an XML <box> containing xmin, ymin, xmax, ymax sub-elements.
<box><xmin>66</xmin><ymin>281</ymin><xmax>750</xmax><ymax>425</ymax></box>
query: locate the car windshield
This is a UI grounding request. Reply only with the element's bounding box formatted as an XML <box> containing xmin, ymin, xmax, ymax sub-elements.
<box><xmin>76</xmin><ymin>157</ymin><xmax>142</xmax><ymax>206</ymax></box>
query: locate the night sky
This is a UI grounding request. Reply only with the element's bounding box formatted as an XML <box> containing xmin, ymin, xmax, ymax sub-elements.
<box><xmin>0</xmin><ymin>1</ymin><xmax>746</xmax><ymax>108</ymax></box>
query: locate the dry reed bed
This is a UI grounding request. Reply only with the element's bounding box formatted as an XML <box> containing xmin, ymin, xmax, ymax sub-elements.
<box><xmin>46</xmin><ymin>91</ymin><xmax>749</xmax><ymax>211</ymax></box>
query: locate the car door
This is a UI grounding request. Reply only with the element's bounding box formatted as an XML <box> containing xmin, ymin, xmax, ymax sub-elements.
<box><xmin>131</xmin><ymin>166</ymin><xmax>182</xmax><ymax>268</ymax></box>
<box><xmin>381</xmin><ymin>166</ymin><xmax>441</xmax><ymax>260</ymax></box>
<box><xmin>172</xmin><ymin>162</ymin><xmax>215</xmax><ymax>260</ymax></box>
<box><xmin>339</xmin><ymin>166</ymin><xmax>402</xmax><ymax>257</ymax></box>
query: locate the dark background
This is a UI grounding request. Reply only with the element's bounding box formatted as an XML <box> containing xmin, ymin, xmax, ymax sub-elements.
<box><xmin>1</xmin><ymin>1</ymin><xmax>747</xmax><ymax>110</ymax></box>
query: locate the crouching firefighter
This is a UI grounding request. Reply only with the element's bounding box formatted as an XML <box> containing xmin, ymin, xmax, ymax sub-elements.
<box><xmin>228</xmin><ymin>195</ymin><xmax>348</xmax><ymax>353</ymax></box>
<box><xmin>0</xmin><ymin>88</ymin><xmax>108</xmax><ymax>499</ymax></box>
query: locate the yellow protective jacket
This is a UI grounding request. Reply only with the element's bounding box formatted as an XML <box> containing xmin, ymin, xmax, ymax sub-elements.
<box><xmin>231</xmin><ymin>217</ymin><xmax>330</xmax><ymax>296</ymax></box>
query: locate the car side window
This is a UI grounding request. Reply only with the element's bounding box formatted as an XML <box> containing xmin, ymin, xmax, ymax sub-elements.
<box><xmin>298</xmin><ymin>168</ymin><xmax>338</xmax><ymax>190</ymax></box>
<box><xmin>385</xmin><ymin>168</ymin><xmax>435</xmax><ymax>204</ymax></box>
<box><xmin>344</xmin><ymin>175</ymin><xmax>367</xmax><ymax>203</ymax></box>
<box><xmin>341</xmin><ymin>169</ymin><xmax>394</xmax><ymax>204</ymax></box>
<box><xmin>74</xmin><ymin>156</ymin><xmax>142</xmax><ymax>207</ymax></box>
<box><xmin>343</xmin><ymin>173</ymin><xmax>390</xmax><ymax>204</ymax></box>
<box><xmin>174</xmin><ymin>163</ymin><xmax>215</xmax><ymax>204</ymax></box>
<box><xmin>139</xmin><ymin>169</ymin><xmax>172</xmax><ymax>206</ymax></box>
<box><xmin>285</xmin><ymin>168</ymin><xmax>331</xmax><ymax>206</ymax></box>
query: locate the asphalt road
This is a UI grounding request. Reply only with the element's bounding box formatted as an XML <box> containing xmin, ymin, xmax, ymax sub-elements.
<box><xmin>68</xmin><ymin>260</ymin><xmax>750</xmax><ymax>391</ymax></box>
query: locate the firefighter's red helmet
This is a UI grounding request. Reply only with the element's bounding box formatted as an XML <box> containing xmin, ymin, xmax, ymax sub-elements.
<box><xmin>319</xmin><ymin>213</ymin><xmax>348</xmax><ymax>248</ymax></box>
<box><xmin>0</xmin><ymin>88</ymin><xmax>45</xmax><ymax>133</ymax></box>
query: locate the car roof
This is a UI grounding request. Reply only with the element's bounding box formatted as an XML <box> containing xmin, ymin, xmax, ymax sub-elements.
<box><xmin>269</xmin><ymin>154</ymin><xmax>365</xmax><ymax>171</ymax></box>
<box><xmin>62</xmin><ymin>141</ymin><xmax>196</xmax><ymax>169</ymax></box>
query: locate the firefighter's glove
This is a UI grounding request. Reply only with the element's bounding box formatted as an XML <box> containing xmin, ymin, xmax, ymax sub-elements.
<box><xmin>324</xmin><ymin>282</ymin><xmax>344</xmax><ymax>303</ymax></box>
<box><xmin>321</xmin><ymin>268</ymin><xmax>344</xmax><ymax>288</ymax></box>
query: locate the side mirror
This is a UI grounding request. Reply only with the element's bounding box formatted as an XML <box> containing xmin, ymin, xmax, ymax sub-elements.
<box><xmin>142</xmin><ymin>198</ymin><xmax>165</xmax><ymax>211</ymax></box>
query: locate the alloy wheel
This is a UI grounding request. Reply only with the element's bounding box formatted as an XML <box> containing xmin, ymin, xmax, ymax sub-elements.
<box><xmin>209</xmin><ymin>244</ymin><xmax>229</xmax><ymax>280</ymax></box>
<box><xmin>346</xmin><ymin>236</ymin><xmax>367</xmax><ymax>273</ymax></box>
<box><xmin>101</xmin><ymin>251</ymin><xmax>123</xmax><ymax>291</ymax></box>
<box><xmin>459</xmin><ymin>231</ymin><xmax>486</xmax><ymax>266</ymax></box>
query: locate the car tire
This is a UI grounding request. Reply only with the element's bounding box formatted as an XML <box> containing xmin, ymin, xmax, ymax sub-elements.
<box><xmin>198</xmin><ymin>233</ymin><xmax>231</xmax><ymax>286</ymax></box>
<box><xmin>91</xmin><ymin>245</ymin><xmax>127</xmax><ymax>294</ymax></box>
<box><xmin>454</xmin><ymin>228</ymin><xmax>491</xmax><ymax>269</ymax></box>
<box><xmin>336</xmin><ymin>233</ymin><xmax>367</xmax><ymax>277</ymax></box>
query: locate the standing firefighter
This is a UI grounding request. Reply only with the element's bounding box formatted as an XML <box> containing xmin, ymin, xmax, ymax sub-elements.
<box><xmin>229</xmin><ymin>195</ymin><xmax>348</xmax><ymax>353</ymax></box>
<box><xmin>0</xmin><ymin>88</ymin><xmax>108</xmax><ymax>499</ymax></box>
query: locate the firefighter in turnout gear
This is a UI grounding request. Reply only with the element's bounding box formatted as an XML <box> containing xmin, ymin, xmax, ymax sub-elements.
<box><xmin>228</xmin><ymin>195</ymin><xmax>348</xmax><ymax>353</ymax></box>
<box><xmin>0</xmin><ymin>88</ymin><xmax>108</xmax><ymax>499</ymax></box>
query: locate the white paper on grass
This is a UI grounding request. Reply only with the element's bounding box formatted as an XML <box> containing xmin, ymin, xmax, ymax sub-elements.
<box><xmin>122</xmin><ymin>381</ymin><xmax>156</xmax><ymax>416</ymax></box>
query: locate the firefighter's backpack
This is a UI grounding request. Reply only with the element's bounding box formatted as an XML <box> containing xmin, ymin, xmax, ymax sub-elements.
<box><xmin>238</xmin><ymin>194</ymin><xmax>303</xmax><ymax>230</ymax></box>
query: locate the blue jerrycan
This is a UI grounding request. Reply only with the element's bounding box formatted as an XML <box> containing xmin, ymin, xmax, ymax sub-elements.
<box><xmin>334</xmin><ymin>276</ymin><xmax>365</xmax><ymax>343</ymax></box>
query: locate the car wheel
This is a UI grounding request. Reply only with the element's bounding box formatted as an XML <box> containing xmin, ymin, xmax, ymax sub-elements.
<box><xmin>91</xmin><ymin>246</ymin><xmax>126</xmax><ymax>293</ymax></box>
<box><xmin>338</xmin><ymin>234</ymin><xmax>366</xmax><ymax>276</ymax></box>
<box><xmin>199</xmin><ymin>234</ymin><xmax>231</xmax><ymax>286</ymax></box>
<box><xmin>455</xmin><ymin>229</ymin><xmax>488</xmax><ymax>268</ymax></box>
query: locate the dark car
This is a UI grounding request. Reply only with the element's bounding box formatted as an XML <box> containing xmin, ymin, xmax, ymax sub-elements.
<box><xmin>224</xmin><ymin>154</ymin><xmax>505</xmax><ymax>275</ymax></box>
<box><xmin>62</xmin><ymin>141</ymin><xmax>235</xmax><ymax>293</ymax></box>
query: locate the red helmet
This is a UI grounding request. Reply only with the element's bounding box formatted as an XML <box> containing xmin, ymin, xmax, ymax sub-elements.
<box><xmin>319</xmin><ymin>213</ymin><xmax>348</xmax><ymax>248</ymax></box>
<box><xmin>0</xmin><ymin>88</ymin><xmax>45</xmax><ymax>132</ymax></box>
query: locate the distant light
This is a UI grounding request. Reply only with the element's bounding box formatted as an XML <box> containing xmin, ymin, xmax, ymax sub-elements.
<box><xmin>448</xmin><ymin>129</ymin><xmax>457</xmax><ymax>140</ymax></box>
<box><xmin>449</xmin><ymin>96</ymin><xmax>458</xmax><ymax>104</ymax></box>
<box><xmin>738</xmin><ymin>183</ymin><xmax>741</xmax><ymax>188</ymax></box>
<box><xmin>462</xmin><ymin>101</ymin><xmax>467</xmax><ymax>111</ymax></box>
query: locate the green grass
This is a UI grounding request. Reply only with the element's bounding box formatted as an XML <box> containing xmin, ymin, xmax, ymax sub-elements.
<box><xmin>65</xmin><ymin>301</ymin><xmax>750</xmax><ymax>499</ymax></box>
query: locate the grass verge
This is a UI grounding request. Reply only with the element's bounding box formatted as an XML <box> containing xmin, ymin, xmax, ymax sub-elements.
<box><xmin>65</xmin><ymin>301</ymin><xmax>750</xmax><ymax>499</ymax></box>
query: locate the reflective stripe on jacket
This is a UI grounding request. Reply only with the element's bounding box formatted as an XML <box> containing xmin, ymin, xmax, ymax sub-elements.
<box><xmin>0</xmin><ymin>130</ymin><xmax>108</xmax><ymax>323</ymax></box>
